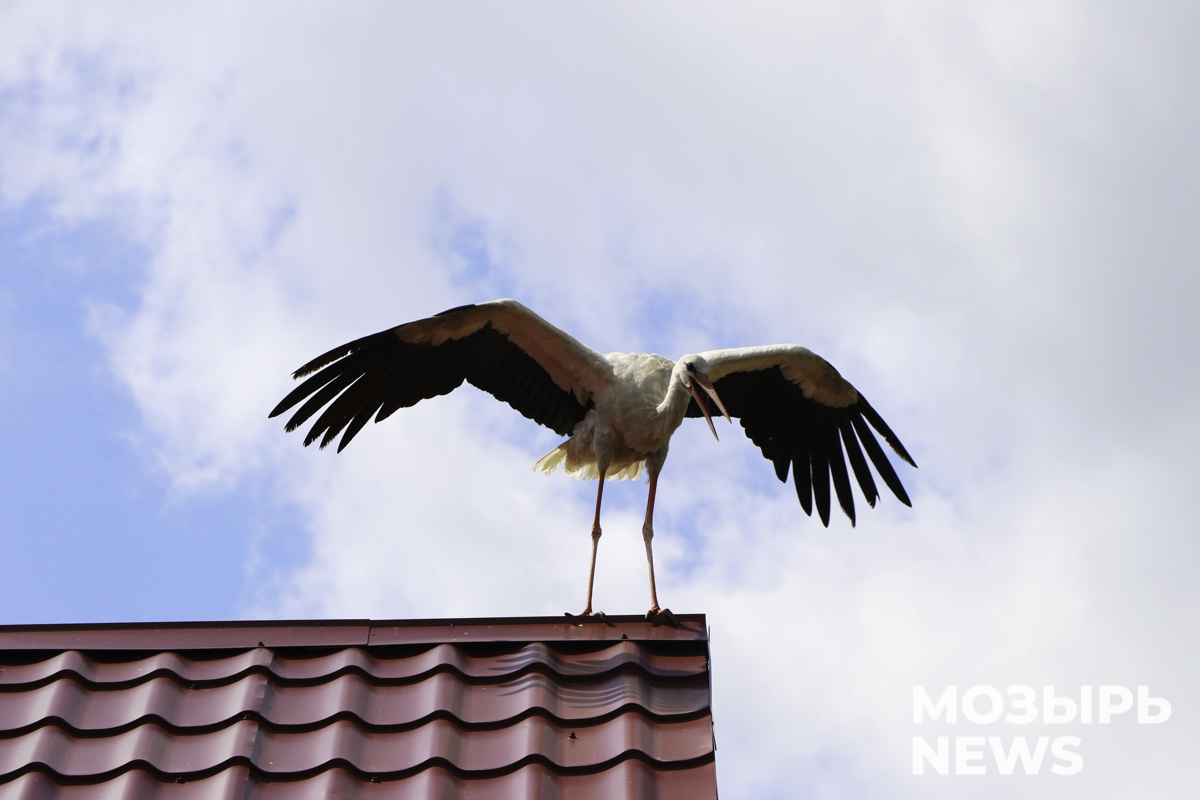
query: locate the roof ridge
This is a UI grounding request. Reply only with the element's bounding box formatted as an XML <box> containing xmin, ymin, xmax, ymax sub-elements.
<box><xmin>0</xmin><ymin>615</ymin><xmax>708</xmax><ymax>650</ymax></box>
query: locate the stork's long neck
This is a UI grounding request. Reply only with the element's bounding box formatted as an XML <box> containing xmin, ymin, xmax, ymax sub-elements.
<box><xmin>656</xmin><ymin>374</ymin><xmax>694</xmax><ymax>432</ymax></box>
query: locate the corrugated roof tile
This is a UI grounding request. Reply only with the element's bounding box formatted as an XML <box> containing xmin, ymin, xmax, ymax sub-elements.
<box><xmin>3</xmin><ymin>761</ymin><xmax>717</xmax><ymax>800</ymax></box>
<box><xmin>1</xmin><ymin>641</ymin><xmax>705</xmax><ymax>688</ymax></box>
<box><xmin>0</xmin><ymin>616</ymin><xmax>716</xmax><ymax>799</ymax></box>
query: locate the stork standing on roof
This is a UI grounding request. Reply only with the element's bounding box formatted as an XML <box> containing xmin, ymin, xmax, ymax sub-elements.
<box><xmin>270</xmin><ymin>299</ymin><xmax>916</xmax><ymax>620</ymax></box>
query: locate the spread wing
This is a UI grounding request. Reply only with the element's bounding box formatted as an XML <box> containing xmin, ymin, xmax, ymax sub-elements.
<box><xmin>687</xmin><ymin>345</ymin><xmax>916</xmax><ymax>526</ymax></box>
<box><xmin>269</xmin><ymin>299</ymin><xmax>612</xmax><ymax>451</ymax></box>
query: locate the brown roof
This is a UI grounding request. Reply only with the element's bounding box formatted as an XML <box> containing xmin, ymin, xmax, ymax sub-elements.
<box><xmin>0</xmin><ymin>616</ymin><xmax>716</xmax><ymax>799</ymax></box>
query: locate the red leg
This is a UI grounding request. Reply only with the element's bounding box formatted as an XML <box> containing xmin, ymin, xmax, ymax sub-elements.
<box><xmin>580</xmin><ymin>469</ymin><xmax>605</xmax><ymax>616</ymax></box>
<box><xmin>642</xmin><ymin>472</ymin><xmax>663</xmax><ymax>614</ymax></box>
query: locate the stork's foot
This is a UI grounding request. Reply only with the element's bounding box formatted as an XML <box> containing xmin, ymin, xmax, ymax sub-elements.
<box><xmin>565</xmin><ymin>609</ymin><xmax>606</xmax><ymax>621</ymax></box>
<box><xmin>646</xmin><ymin>607</ymin><xmax>677</xmax><ymax>626</ymax></box>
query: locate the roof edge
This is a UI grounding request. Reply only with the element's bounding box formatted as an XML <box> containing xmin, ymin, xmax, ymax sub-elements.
<box><xmin>0</xmin><ymin>615</ymin><xmax>707</xmax><ymax>650</ymax></box>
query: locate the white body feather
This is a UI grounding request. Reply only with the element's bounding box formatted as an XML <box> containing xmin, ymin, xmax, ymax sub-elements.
<box><xmin>533</xmin><ymin>344</ymin><xmax>860</xmax><ymax>482</ymax></box>
<box><xmin>535</xmin><ymin>352</ymin><xmax>691</xmax><ymax>481</ymax></box>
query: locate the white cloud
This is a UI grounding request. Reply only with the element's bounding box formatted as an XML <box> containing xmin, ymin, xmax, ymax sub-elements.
<box><xmin>1</xmin><ymin>1</ymin><xmax>1197</xmax><ymax>796</ymax></box>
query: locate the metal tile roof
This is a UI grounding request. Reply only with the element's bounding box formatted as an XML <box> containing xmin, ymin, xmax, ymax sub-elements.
<box><xmin>0</xmin><ymin>616</ymin><xmax>715</xmax><ymax>799</ymax></box>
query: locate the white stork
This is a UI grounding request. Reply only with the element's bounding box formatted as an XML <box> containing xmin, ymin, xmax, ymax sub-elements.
<box><xmin>269</xmin><ymin>299</ymin><xmax>916</xmax><ymax>620</ymax></box>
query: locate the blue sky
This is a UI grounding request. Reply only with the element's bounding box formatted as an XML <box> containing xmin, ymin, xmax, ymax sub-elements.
<box><xmin>1</xmin><ymin>3</ymin><xmax>1196</xmax><ymax>798</ymax></box>
<box><xmin>0</xmin><ymin>201</ymin><xmax>307</xmax><ymax>623</ymax></box>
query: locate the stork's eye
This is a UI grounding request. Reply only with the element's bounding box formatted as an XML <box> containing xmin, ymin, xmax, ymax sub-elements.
<box><xmin>686</xmin><ymin>362</ymin><xmax>697</xmax><ymax>375</ymax></box>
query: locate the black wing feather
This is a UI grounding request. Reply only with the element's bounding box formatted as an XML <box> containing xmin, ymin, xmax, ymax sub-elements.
<box><xmin>850</xmin><ymin>413</ymin><xmax>912</xmax><ymax>508</ymax></box>
<box><xmin>827</xmin><ymin>417</ymin><xmax>856</xmax><ymax>526</ymax></box>
<box><xmin>462</xmin><ymin>326</ymin><xmax>594</xmax><ymax>434</ymax></box>
<box><xmin>284</xmin><ymin>368</ymin><xmax>361</xmax><ymax>433</ymax></box>
<box><xmin>291</xmin><ymin>330</ymin><xmax>383</xmax><ymax>379</ymax></box>
<box><xmin>270</xmin><ymin>321</ymin><xmax>593</xmax><ymax>450</ymax></box>
<box><xmin>809</xmin><ymin>411</ymin><xmax>832</xmax><ymax>526</ymax></box>
<box><xmin>839</xmin><ymin>416</ymin><xmax>878</xmax><ymax>509</ymax></box>
<box><xmin>858</xmin><ymin>394</ymin><xmax>917</xmax><ymax>467</ymax></box>
<box><xmin>793</xmin><ymin>455</ymin><xmax>813</xmax><ymax>517</ymax></box>
<box><xmin>690</xmin><ymin>366</ymin><xmax>913</xmax><ymax>524</ymax></box>
<box><xmin>272</xmin><ymin>365</ymin><xmax>345</xmax><ymax>421</ymax></box>
<box><xmin>773</xmin><ymin>457</ymin><xmax>790</xmax><ymax>482</ymax></box>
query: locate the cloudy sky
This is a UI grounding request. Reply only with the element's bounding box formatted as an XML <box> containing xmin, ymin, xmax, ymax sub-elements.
<box><xmin>1</xmin><ymin>2</ymin><xmax>1196</xmax><ymax>797</ymax></box>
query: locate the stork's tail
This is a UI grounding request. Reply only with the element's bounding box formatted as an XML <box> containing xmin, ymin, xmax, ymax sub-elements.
<box><xmin>533</xmin><ymin>444</ymin><xmax>569</xmax><ymax>475</ymax></box>
<box><xmin>533</xmin><ymin>444</ymin><xmax>643</xmax><ymax>481</ymax></box>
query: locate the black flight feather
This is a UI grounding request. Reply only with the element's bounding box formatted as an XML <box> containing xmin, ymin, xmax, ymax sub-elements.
<box><xmin>690</xmin><ymin>364</ymin><xmax>913</xmax><ymax>524</ymax></box>
<box><xmin>794</xmin><ymin>455</ymin><xmax>813</xmax><ymax>516</ymax></box>
<box><xmin>850</xmin><ymin>413</ymin><xmax>912</xmax><ymax>507</ymax></box>
<box><xmin>828</xmin><ymin>420</ymin><xmax>856</xmax><ymax>526</ymax></box>
<box><xmin>839</xmin><ymin>415</ymin><xmax>878</xmax><ymax>508</ymax></box>
<box><xmin>858</xmin><ymin>393</ymin><xmax>917</xmax><ymax>467</ymax></box>
<box><xmin>271</xmin><ymin>318</ymin><xmax>592</xmax><ymax>450</ymax></box>
<box><xmin>809</xmin><ymin>411</ymin><xmax>832</xmax><ymax>527</ymax></box>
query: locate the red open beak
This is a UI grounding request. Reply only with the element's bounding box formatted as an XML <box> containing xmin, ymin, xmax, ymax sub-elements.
<box><xmin>688</xmin><ymin>375</ymin><xmax>733</xmax><ymax>440</ymax></box>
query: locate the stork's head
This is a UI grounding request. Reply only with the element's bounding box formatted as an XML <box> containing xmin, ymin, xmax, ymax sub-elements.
<box><xmin>675</xmin><ymin>355</ymin><xmax>732</xmax><ymax>440</ymax></box>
